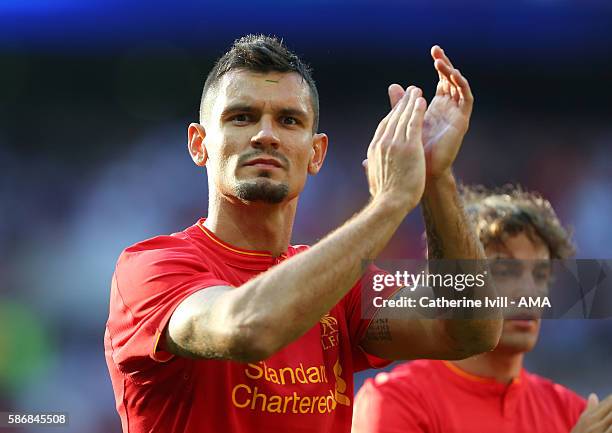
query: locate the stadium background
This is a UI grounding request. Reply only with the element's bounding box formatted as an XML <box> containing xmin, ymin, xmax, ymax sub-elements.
<box><xmin>1</xmin><ymin>1</ymin><xmax>611</xmax><ymax>431</ymax></box>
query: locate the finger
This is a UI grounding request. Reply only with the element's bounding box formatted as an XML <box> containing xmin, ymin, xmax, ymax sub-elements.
<box><xmin>434</xmin><ymin>58</ymin><xmax>454</xmax><ymax>78</ymax></box>
<box><xmin>431</xmin><ymin>45</ymin><xmax>445</xmax><ymax>62</ymax></box>
<box><xmin>449</xmin><ymin>80</ymin><xmax>458</xmax><ymax>103</ymax></box>
<box><xmin>362</xmin><ymin>158</ymin><xmax>369</xmax><ymax>177</ymax></box>
<box><xmin>431</xmin><ymin>45</ymin><xmax>455</xmax><ymax>69</ymax></box>
<box><xmin>434</xmin><ymin>71</ymin><xmax>447</xmax><ymax>96</ymax></box>
<box><xmin>450</xmin><ymin>69</ymin><xmax>474</xmax><ymax>110</ymax></box>
<box><xmin>394</xmin><ymin>87</ymin><xmax>421</xmax><ymax>143</ymax></box>
<box><xmin>587</xmin><ymin>393</ymin><xmax>600</xmax><ymax>411</ymax></box>
<box><xmin>373</xmin><ymin>84</ymin><xmax>412</xmax><ymax>143</ymax></box>
<box><xmin>372</xmin><ymin>103</ymin><xmax>399</xmax><ymax>144</ymax></box>
<box><xmin>388</xmin><ymin>84</ymin><xmax>406</xmax><ymax>109</ymax></box>
<box><xmin>434</xmin><ymin>59</ymin><xmax>453</xmax><ymax>95</ymax></box>
<box><xmin>435</xmin><ymin>75</ymin><xmax>446</xmax><ymax>97</ymax></box>
<box><xmin>602</xmin><ymin>409</ymin><xmax>612</xmax><ymax>429</ymax></box>
<box><xmin>449</xmin><ymin>69</ymin><xmax>462</xmax><ymax>103</ymax></box>
<box><xmin>436</xmin><ymin>61</ymin><xmax>459</xmax><ymax>102</ymax></box>
<box><xmin>431</xmin><ymin>47</ymin><xmax>449</xmax><ymax>95</ymax></box>
<box><xmin>369</xmin><ymin>87</ymin><xmax>408</xmax><ymax>163</ymax></box>
<box><xmin>406</xmin><ymin>96</ymin><xmax>427</xmax><ymax>143</ymax></box>
<box><xmin>593</xmin><ymin>394</ymin><xmax>612</xmax><ymax>420</ymax></box>
<box><xmin>371</xmin><ymin>117</ymin><xmax>389</xmax><ymax>146</ymax></box>
<box><xmin>382</xmin><ymin>87</ymin><xmax>412</xmax><ymax>143</ymax></box>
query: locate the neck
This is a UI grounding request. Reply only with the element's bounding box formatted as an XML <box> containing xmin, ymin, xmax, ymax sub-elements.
<box><xmin>205</xmin><ymin>190</ymin><xmax>298</xmax><ymax>257</ymax></box>
<box><xmin>451</xmin><ymin>350</ymin><xmax>524</xmax><ymax>385</ymax></box>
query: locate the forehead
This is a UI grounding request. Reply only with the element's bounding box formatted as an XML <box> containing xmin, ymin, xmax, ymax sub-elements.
<box><xmin>213</xmin><ymin>70</ymin><xmax>313</xmax><ymax>115</ymax></box>
<box><xmin>485</xmin><ymin>231</ymin><xmax>550</xmax><ymax>260</ymax></box>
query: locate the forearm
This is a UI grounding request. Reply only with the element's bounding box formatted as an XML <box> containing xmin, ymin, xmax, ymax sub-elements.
<box><xmin>219</xmin><ymin>196</ymin><xmax>409</xmax><ymax>357</ymax></box>
<box><xmin>421</xmin><ymin>171</ymin><xmax>483</xmax><ymax>260</ymax></box>
<box><xmin>420</xmin><ymin>171</ymin><xmax>501</xmax><ymax>353</ymax></box>
<box><xmin>170</xmin><ymin>85</ymin><xmax>430</xmax><ymax>362</ymax></box>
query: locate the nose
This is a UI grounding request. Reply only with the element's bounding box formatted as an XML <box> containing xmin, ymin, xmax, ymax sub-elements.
<box><xmin>511</xmin><ymin>272</ymin><xmax>540</xmax><ymax>299</ymax></box>
<box><xmin>251</xmin><ymin>116</ymin><xmax>280</xmax><ymax>149</ymax></box>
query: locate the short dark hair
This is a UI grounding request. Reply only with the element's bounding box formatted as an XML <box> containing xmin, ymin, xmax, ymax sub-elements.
<box><xmin>461</xmin><ymin>184</ymin><xmax>575</xmax><ymax>259</ymax></box>
<box><xmin>200</xmin><ymin>34</ymin><xmax>319</xmax><ymax>132</ymax></box>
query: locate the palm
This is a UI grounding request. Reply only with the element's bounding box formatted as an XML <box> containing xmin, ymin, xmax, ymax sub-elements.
<box><xmin>421</xmin><ymin>46</ymin><xmax>473</xmax><ymax>178</ymax></box>
<box><xmin>423</xmin><ymin>92</ymin><xmax>470</xmax><ymax>177</ymax></box>
<box><xmin>380</xmin><ymin>46</ymin><xmax>473</xmax><ymax>179</ymax></box>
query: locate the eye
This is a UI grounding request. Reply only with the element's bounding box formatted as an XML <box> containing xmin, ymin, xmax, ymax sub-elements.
<box><xmin>490</xmin><ymin>262</ymin><xmax>518</xmax><ymax>278</ymax></box>
<box><xmin>231</xmin><ymin>114</ymin><xmax>251</xmax><ymax>125</ymax></box>
<box><xmin>281</xmin><ymin>116</ymin><xmax>299</xmax><ymax>126</ymax></box>
<box><xmin>533</xmin><ymin>269</ymin><xmax>551</xmax><ymax>283</ymax></box>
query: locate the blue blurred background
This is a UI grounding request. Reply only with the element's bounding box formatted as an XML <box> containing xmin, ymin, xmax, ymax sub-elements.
<box><xmin>1</xmin><ymin>1</ymin><xmax>611</xmax><ymax>431</ymax></box>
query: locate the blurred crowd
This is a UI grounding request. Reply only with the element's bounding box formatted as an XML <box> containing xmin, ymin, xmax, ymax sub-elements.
<box><xmin>1</xmin><ymin>38</ymin><xmax>612</xmax><ymax>432</ymax></box>
<box><xmin>1</xmin><ymin>111</ymin><xmax>611</xmax><ymax>432</ymax></box>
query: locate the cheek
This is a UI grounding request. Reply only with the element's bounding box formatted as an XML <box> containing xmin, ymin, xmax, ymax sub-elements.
<box><xmin>207</xmin><ymin>135</ymin><xmax>242</xmax><ymax>172</ymax></box>
<box><xmin>289</xmin><ymin>151</ymin><xmax>312</xmax><ymax>185</ymax></box>
<box><xmin>289</xmin><ymin>138</ymin><xmax>315</xmax><ymax>170</ymax></box>
<box><xmin>294</xmin><ymin>154</ymin><xmax>311</xmax><ymax>173</ymax></box>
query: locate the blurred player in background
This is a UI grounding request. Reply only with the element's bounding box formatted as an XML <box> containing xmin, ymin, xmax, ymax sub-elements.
<box><xmin>353</xmin><ymin>185</ymin><xmax>612</xmax><ymax>433</ymax></box>
<box><xmin>104</xmin><ymin>35</ymin><xmax>503</xmax><ymax>433</ymax></box>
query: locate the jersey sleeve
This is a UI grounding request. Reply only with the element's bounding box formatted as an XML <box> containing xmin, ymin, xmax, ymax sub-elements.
<box><xmin>352</xmin><ymin>375</ymin><xmax>432</xmax><ymax>433</ymax></box>
<box><xmin>106</xmin><ymin>236</ymin><xmax>229</xmax><ymax>377</ymax></box>
<box><xmin>342</xmin><ymin>264</ymin><xmax>398</xmax><ymax>371</ymax></box>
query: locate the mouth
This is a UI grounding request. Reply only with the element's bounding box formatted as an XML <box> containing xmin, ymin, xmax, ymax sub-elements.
<box><xmin>243</xmin><ymin>157</ymin><xmax>284</xmax><ymax>169</ymax></box>
<box><xmin>505</xmin><ymin>311</ymin><xmax>539</xmax><ymax>330</ymax></box>
<box><xmin>506</xmin><ymin>311</ymin><xmax>540</xmax><ymax>322</ymax></box>
<box><xmin>507</xmin><ymin>312</ymin><xmax>538</xmax><ymax>321</ymax></box>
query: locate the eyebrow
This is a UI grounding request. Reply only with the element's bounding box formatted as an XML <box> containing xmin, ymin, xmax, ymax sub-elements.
<box><xmin>277</xmin><ymin>107</ymin><xmax>309</xmax><ymax>119</ymax></box>
<box><xmin>533</xmin><ymin>261</ymin><xmax>552</xmax><ymax>271</ymax></box>
<box><xmin>220</xmin><ymin>104</ymin><xmax>309</xmax><ymax>120</ymax></box>
<box><xmin>220</xmin><ymin>104</ymin><xmax>256</xmax><ymax>117</ymax></box>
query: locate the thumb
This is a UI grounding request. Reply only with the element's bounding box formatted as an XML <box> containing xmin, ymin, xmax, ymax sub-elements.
<box><xmin>586</xmin><ymin>393</ymin><xmax>599</xmax><ymax>410</ymax></box>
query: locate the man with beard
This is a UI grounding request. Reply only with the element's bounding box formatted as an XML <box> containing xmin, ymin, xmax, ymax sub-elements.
<box><xmin>104</xmin><ymin>35</ymin><xmax>502</xmax><ymax>433</ymax></box>
<box><xmin>353</xmin><ymin>185</ymin><xmax>612</xmax><ymax>433</ymax></box>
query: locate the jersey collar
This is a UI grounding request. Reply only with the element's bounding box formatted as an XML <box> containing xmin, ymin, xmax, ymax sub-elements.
<box><xmin>440</xmin><ymin>360</ymin><xmax>525</xmax><ymax>395</ymax></box>
<box><xmin>187</xmin><ymin>218</ymin><xmax>296</xmax><ymax>270</ymax></box>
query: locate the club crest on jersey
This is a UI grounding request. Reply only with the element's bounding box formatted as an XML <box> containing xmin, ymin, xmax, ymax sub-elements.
<box><xmin>320</xmin><ymin>313</ymin><xmax>339</xmax><ymax>350</ymax></box>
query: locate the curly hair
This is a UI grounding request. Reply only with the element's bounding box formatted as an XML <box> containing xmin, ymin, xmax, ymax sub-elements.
<box><xmin>460</xmin><ymin>184</ymin><xmax>575</xmax><ymax>259</ymax></box>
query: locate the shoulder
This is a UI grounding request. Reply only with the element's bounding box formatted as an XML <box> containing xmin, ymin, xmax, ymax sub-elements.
<box><xmin>386</xmin><ymin>359</ymin><xmax>440</xmax><ymax>382</ymax></box>
<box><xmin>122</xmin><ymin>231</ymin><xmax>193</xmax><ymax>254</ymax></box>
<box><xmin>354</xmin><ymin>361</ymin><xmax>438</xmax><ymax>429</ymax></box>
<box><xmin>362</xmin><ymin>360</ymin><xmax>439</xmax><ymax>397</ymax></box>
<box><xmin>116</xmin><ymin>229</ymin><xmax>206</xmax><ymax>280</ymax></box>
<box><xmin>524</xmin><ymin>370</ymin><xmax>586</xmax><ymax>412</ymax></box>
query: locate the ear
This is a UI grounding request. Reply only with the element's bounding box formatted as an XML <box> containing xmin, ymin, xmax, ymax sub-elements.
<box><xmin>308</xmin><ymin>133</ymin><xmax>328</xmax><ymax>175</ymax></box>
<box><xmin>188</xmin><ymin>123</ymin><xmax>208</xmax><ymax>167</ymax></box>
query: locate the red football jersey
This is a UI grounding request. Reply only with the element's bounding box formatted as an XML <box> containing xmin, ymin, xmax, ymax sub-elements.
<box><xmin>353</xmin><ymin>359</ymin><xmax>586</xmax><ymax>433</ymax></box>
<box><xmin>104</xmin><ymin>219</ymin><xmax>389</xmax><ymax>433</ymax></box>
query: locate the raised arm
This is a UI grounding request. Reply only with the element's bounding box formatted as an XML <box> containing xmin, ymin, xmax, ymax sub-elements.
<box><xmin>361</xmin><ymin>46</ymin><xmax>502</xmax><ymax>360</ymax></box>
<box><xmin>420</xmin><ymin>45</ymin><xmax>483</xmax><ymax>260</ymax></box>
<box><xmin>163</xmin><ymin>87</ymin><xmax>428</xmax><ymax>363</ymax></box>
